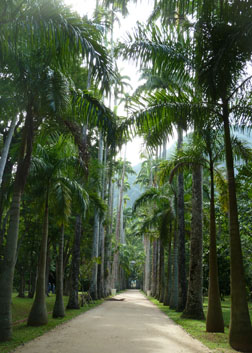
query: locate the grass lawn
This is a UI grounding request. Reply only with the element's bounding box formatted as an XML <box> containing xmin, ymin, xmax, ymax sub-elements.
<box><xmin>149</xmin><ymin>296</ymin><xmax>252</xmax><ymax>353</ymax></box>
<box><xmin>0</xmin><ymin>293</ymin><xmax>103</xmax><ymax>353</ymax></box>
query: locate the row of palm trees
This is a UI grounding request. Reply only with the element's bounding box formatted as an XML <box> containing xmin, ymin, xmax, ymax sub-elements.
<box><xmin>114</xmin><ymin>0</ymin><xmax>252</xmax><ymax>351</ymax></box>
<box><xmin>0</xmin><ymin>0</ymin><xmax>127</xmax><ymax>341</ymax></box>
<box><xmin>0</xmin><ymin>1</ymin><xmax>252</xmax><ymax>353</ymax></box>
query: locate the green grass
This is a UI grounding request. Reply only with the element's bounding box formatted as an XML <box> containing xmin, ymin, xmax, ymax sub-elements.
<box><xmin>0</xmin><ymin>293</ymin><xmax>103</xmax><ymax>353</ymax></box>
<box><xmin>148</xmin><ymin>296</ymin><xmax>252</xmax><ymax>353</ymax></box>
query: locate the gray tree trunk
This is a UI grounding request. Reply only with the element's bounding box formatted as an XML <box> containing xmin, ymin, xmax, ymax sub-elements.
<box><xmin>90</xmin><ymin>211</ymin><xmax>100</xmax><ymax>299</ymax></box>
<box><xmin>151</xmin><ymin>239</ymin><xmax>157</xmax><ymax>297</ymax></box>
<box><xmin>104</xmin><ymin>166</ymin><xmax>114</xmax><ymax>296</ymax></box>
<box><xmin>53</xmin><ymin>224</ymin><xmax>65</xmax><ymax>318</ymax></box>
<box><xmin>164</xmin><ymin>232</ymin><xmax>172</xmax><ymax>306</ymax></box>
<box><xmin>90</xmin><ymin>133</ymin><xmax>103</xmax><ymax>299</ymax></box>
<box><xmin>159</xmin><ymin>241</ymin><xmax>165</xmax><ymax>303</ymax></box>
<box><xmin>177</xmin><ymin>127</ymin><xmax>187</xmax><ymax>312</ymax></box>
<box><xmin>27</xmin><ymin>188</ymin><xmax>49</xmax><ymax>326</ymax></box>
<box><xmin>67</xmin><ymin>215</ymin><xmax>82</xmax><ymax>309</ymax></box>
<box><xmin>155</xmin><ymin>238</ymin><xmax>160</xmax><ymax>299</ymax></box>
<box><xmin>144</xmin><ymin>235</ymin><xmax>151</xmax><ymax>293</ymax></box>
<box><xmin>99</xmin><ymin>143</ymin><xmax>108</xmax><ymax>298</ymax></box>
<box><xmin>0</xmin><ymin>109</ymin><xmax>34</xmax><ymax>341</ymax></box>
<box><xmin>112</xmin><ymin>153</ymin><xmax>126</xmax><ymax>290</ymax></box>
<box><xmin>169</xmin><ymin>228</ymin><xmax>179</xmax><ymax>310</ymax></box>
<box><xmin>182</xmin><ymin>164</ymin><xmax>204</xmax><ymax>319</ymax></box>
<box><xmin>0</xmin><ymin>115</ymin><xmax>18</xmax><ymax>187</ymax></box>
<box><xmin>222</xmin><ymin>102</ymin><xmax>252</xmax><ymax>351</ymax></box>
<box><xmin>206</xmin><ymin>156</ymin><xmax>224</xmax><ymax>332</ymax></box>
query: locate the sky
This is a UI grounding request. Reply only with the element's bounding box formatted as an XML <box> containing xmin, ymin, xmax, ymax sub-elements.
<box><xmin>63</xmin><ymin>0</ymin><xmax>175</xmax><ymax>166</ymax></box>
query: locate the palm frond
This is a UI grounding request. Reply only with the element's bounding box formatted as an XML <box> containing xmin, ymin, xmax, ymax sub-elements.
<box><xmin>132</xmin><ymin>187</ymin><xmax>161</xmax><ymax>213</ymax></box>
<box><xmin>1</xmin><ymin>0</ymin><xmax>114</xmax><ymax>92</ymax></box>
<box><xmin>116</xmin><ymin>22</ymin><xmax>192</xmax><ymax>78</ymax></box>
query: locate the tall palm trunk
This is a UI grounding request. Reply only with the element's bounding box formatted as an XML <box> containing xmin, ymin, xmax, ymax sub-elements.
<box><xmin>0</xmin><ymin>109</ymin><xmax>34</xmax><ymax>341</ymax></box>
<box><xmin>67</xmin><ymin>215</ymin><xmax>82</xmax><ymax>309</ymax></box>
<box><xmin>90</xmin><ymin>211</ymin><xmax>99</xmax><ymax>299</ymax></box>
<box><xmin>112</xmin><ymin>156</ymin><xmax>126</xmax><ymax>290</ymax></box>
<box><xmin>155</xmin><ymin>238</ymin><xmax>160</xmax><ymax>299</ymax></box>
<box><xmin>143</xmin><ymin>235</ymin><xmax>151</xmax><ymax>293</ymax></box>
<box><xmin>182</xmin><ymin>164</ymin><xmax>204</xmax><ymax>319</ymax></box>
<box><xmin>53</xmin><ymin>223</ymin><xmax>65</xmax><ymax>318</ymax></box>
<box><xmin>27</xmin><ymin>188</ymin><xmax>49</xmax><ymax>326</ymax></box>
<box><xmin>164</xmin><ymin>231</ymin><xmax>172</xmax><ymax>306</ymax></box>
<box><xmin>90</xmin><ymin>133</ymin><xmax>103</xmax><ymax>299</ymax></box>
<box><xmin>151</xmin><ymin>239</ymin><xmax>157</xmax><ymax>297</ymax></box>
<box><xmin>99</xmin><ymin>142</ymin><xmax>107</xmax><ymax>298</ymax></box>
<box><xmin>104</xmin><ymin>162</ymin><xmax>114</xmax><ymax>296</ymax></box>
<box><xmin>206</xmin><ymin>155</ymin><xmax>224</xmax><ymax>332</ymax></box>
<box><xmin>159</xmin><ymin>241</ymin><xmax>165</xmax><ymax>303</ymax></box>
<box><xmin>169</xmin><ymin>227</ymin><xmax>178</xmax><ymax>310</ymax></box>
<box><xmin>0</xmin><ymin>115</ymin><xmax>18</xmax><ymax>187</ymax></box>
<box><xmin>222</xmin><ymin>101</ymin><xmax>252</xmax><ymax>351</ymax></box>
<box><xmin>177</xmin><ymin>127</ymin><xmax>187</xmax><ymax>312</ymax></box>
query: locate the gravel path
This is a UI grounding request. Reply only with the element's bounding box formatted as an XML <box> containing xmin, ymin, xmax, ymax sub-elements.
<box><xmin>13</xmin><ymin>290</ymin><xmax>211</xmax><ymax>353</ymax></box>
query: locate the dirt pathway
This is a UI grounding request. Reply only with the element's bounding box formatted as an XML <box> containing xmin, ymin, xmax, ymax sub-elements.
<box><xmin>13</xmin><ymin>290</ymin><xmax>211</xmax><ymax>353</ymax></box>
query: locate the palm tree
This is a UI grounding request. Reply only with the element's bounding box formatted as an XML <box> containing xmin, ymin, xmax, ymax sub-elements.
<box><xmin>169</xmin><ymin>129</ymin><xmax>252</xmax><ymax>331</ymax></box>
<box><xmin>67</xmin><ymin>215</ymin><xmax>82</xmax><ymax>309</ymax></box>
<box><xmin>194</xmin><ymin>2</ymin><xmax>252</xmax><ymax>348</ymax></box>
<box><xmin>133</xmin><ymin>185</ymin><xmax>175</xmax><ymax>299</ymax></box>
<box><xmin>118</xmin><ymin>8</ymin><xmax>252</xmax><ymax>347</ymax></box>
<box><xmin>0</xmin><ymin>116</ymin><xmax>18</xmax><ymax>187</ymax></box>
<box><xmin>0</xmin><ymin>1</ymin><xmax>115</xmax><ymax>338</ymax></box>
<box><xmin>90</xmin><ymin>133</ymin><xmax>104</xmax><ymax>300</ymax></box>
<box><xmin>27</xmin><ymin>135</ymin><xmax>88</xmax><ymax>325</ymax></box>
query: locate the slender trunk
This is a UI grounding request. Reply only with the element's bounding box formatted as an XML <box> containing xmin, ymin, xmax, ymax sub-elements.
<box><xmin>53</xmin><ymin>223</ymin><xmax>65</xmax><ymax>318</ymax></box>
<box><xmin>67</xmin><ymin>215</ymin><xmax>82</xmax><ymax>309</ymax></box>
<box><xmin>0</xmin><ymin>209</ymin><xmax>10</xmax><ymax>258</ymax></box>
<box><xmin>177</xmin><ymin>127</ymin><xmax>187</xmax><ymax>312</ymax></box>
<box><xmin>164</xmin><ymin>232</ymin><xmax>172</xmax><ymax>306</ymax></box>
<box><xmin>222</xmin><ymin>101</ymin><xmax>252</xmax><ymax>351</ymax></box>
<box><xmin>45</xmin><ymin>241</ymin><xmax>51</xmax><ymax>295</ymax></box>
<box><xmin>27</xmin><ymin>187</ymin><xmax>49</xmax><ymax>326</ymax></box>
<box><xmin>0</xmin><ymin>115</ymin><xmax>18</xmax><ymax>187</ymax></box>
<box><xmin>206</xmin><ymin>156</ymin><xmax>224</xmax><ymax>332</ymax></box>
<box><xmin>159</xmin><ymin>241</ymin><xmax>165</xmax><ymax>303</ymax></box>
<box><xmin>144</xmin><ymin>235</ymin><xmax>151</xmax><ymax>293</ymax></box>
<box><xmin>182</xmin><ymin>164</ymin><xmax>204</xmax><ymax>319</ymax></box>
<box><xmin>112</xmin><ymin>156</ymin><xmax>126</xmax><ymax>289</ymax></box>
<box><xmin>99</xmin><ymin>225</ymin><xmax>105</xmax><ymax>297</ymax></box>
<box><xmin>90</xmin><ymin>134</ymin><xmax>103</xmax><ymax>299</ymax></box>
<box><xmin>99</xmin><ymin>143</ymin><xmax>107</xmax><ymax>298</ymax></box>
<box><xmin>90</xmin><ymin>211</ymin><xmax>99</xmax><ymax>299</ymax></box>
<box><xmin>104</xmin><ymin>167</ymin><xmax>113</xmax><ymax>296</ymax></box>
<box><xmin>155</xmin><ymin>238</ymin><xmax>160</xmax><ymax>299</ymax></box>
<box><xmin>151</xmin><ymin>239</ymin><xmax>157</xmax><ymax>297</ymax></box>
<box><xmin>169</xmin><ymin>227</ymin><xmax>178</xmax><ymax>310</ymax></box>
<box><xmin>0</xmin><ymin>109</ymin><xmax>34</xmax><ymax>341</ymax></box>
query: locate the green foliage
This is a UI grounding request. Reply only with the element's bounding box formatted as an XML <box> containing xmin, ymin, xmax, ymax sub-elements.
<box><xmin>119</xmin><ymin>233</ymin><xmax>145</xmax><ymax>282</ymax></box>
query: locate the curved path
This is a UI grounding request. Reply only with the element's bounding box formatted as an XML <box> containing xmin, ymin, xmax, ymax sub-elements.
<box><xmin>14</xmin><ymin>290</ymin><xmax>211</xmax><ymax>353</ymax></box>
